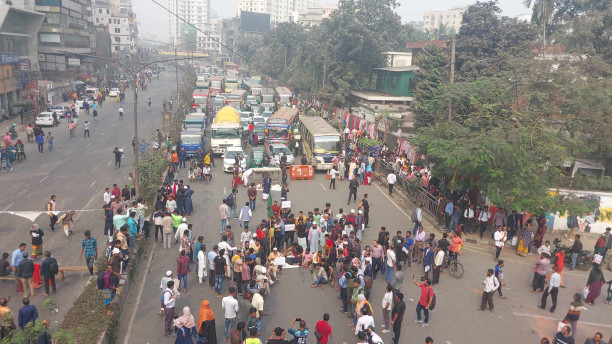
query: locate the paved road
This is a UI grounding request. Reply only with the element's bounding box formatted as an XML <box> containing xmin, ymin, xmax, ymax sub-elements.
<box><xmin>116</xmin><ymin>165</ymin><xmax>612</xmax><ymax>343</ymax></box>
<box><xmin>0</xmin><ymin>70</ymin><xmax>174</xmax><ymax>329</ymax></box>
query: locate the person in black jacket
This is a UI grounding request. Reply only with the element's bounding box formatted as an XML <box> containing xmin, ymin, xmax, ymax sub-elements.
<box><xmin>571</xmin><ymin>234</ymin><xmax>583</xmax><ymax>271</ymax></box>
<box><xmin>17</xmin><ymin>253</ymin><xmax>35</xmax><ymax>298</ymax></box>
<box><xmin>40</xmin><ymin>251</ymin><xmax>58</xmax><ymax>296</ymax></box>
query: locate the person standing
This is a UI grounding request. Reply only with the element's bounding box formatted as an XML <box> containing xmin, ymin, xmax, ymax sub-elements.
<box><xmin>390</xmin><ymin>292</ymin><xmax>406</xmax><ymax>344</ymax></box>
<box><xmin>347</xmin><ymin>179</ymin><xmax>359</xmax><ymax>204</ymax></box>
<box><xmin>208</xmin><ymin>245</ymin><xmax>218</xmax><ymax>288</ymax></box>
<box><xmin>214</xmin><ymin>249</ymin><xmax>228</xmax><ymax>296</ymax></box>
<box><xmin>29</xmin><ymin>224</ymin><xmax>44</xmax><ymax>260</ymax></box>
<box><xmin>387</xmin><ymin>172</ymin><xmax>397</xmax><ymax>195</ymax></box>
<box><xmin>83</xmin><ymin>121</ymin><xmax>90</xmax><ymax>138</ymax></box>
<box><xmin>221</xmin><ymin>287</ymin><xmax>239</xmax><ymax>341</ymax></box>
<box><xmin>432</xmin><ymin>246</ymin><xmax>444</xmax><ymax>285</ymax></box>
<box><xmin>362</xmin><ymin>194</ymin><xmax>371</xmax><ymax>228</ymax></box>
<box><xmin>480</xmin><ymin>268</ymin><xmax>499</xmax><ymax>311</ymax></box>
<box><xmin>80</xmin><ymin>230</ymin><xmax>97</xmax><ymax>276</ymax></box>
<box><xmin>412</xmin><ymin>277</ymin><xmax>433</xmax><ymax>327</ymax></box>
<box><xmin>381</xmin><ymin>284</ymin><xmax>393</xmax><ymax>333</ymax></box>
<box><xmin>46</xmin><ymin>132</ymin><xmax>54</xmax><ymax>152</ymax></box>
<box><xmin>36</xmin><ymin>133</ymin><xmax>44</xmax><ymax>153</ymax></box>
<box><xmin>540</xmin><ymin>265</ymin><xmax>561</xmax><ymax>312</ymax></box>
<box><xmin>219</xmin><ymin>199</ymin><xmax>230</xmax><ymax>234</ymax></box>
<box><xmin>239</xmin><ymin>202</ymin><xmax>252</xmax><ymax>229</ymax></box>
<box><xmin>17</xmin><ymin>252</ymin><xmax>35</xmax><ymax>298</ymax></box>
<box><xmin>113</xmin><ymin>147</ymin><xmax>122</xmax><ymax>168</ymax></box>
<box><xmin>494</xmin><ymin>260</ymin><xmax>505</xmax><ymax>299</ymax></box>
<box><xmin>493</xmin><ymin>226</ymin><xmax>506</xmax><ymax>260</ymax></box>
<box><xmin>247</xmin><ymin>184</ymin><xmax>257</xmax><ymax>210</ymax></box>
<box><xmin>552</xmin><ymin>325</ymin><xmax>575</xmax><ymax>344</ymax></box>
<box><xmin>46</xmin><ymin>195</ymin><xmax>58</xmax><ymax>232</ymax></box>
<box><xmin>163</xmin><ymin>280</ymin><xmax>178</xmax><ymax>338</ymax></box>
<box><xmin>532</xmin><ymin>253</ymin><xmax>550</xmax><ymax>293</ymax></box>
<box><xmin>314</xmin><ymin>313</ymin><xmax>332</xmax><ymax>344</ymax></box>
<box><xmin>570</xmin><ymin>234</ymin><xmax>582</xmax><ymax>271</ymax></box>
<box><xmin>477</xmin><ymin>206</ymin><xmax>490</xmax><ymax>239</ymax></box>
<box><xmin>329</xmin><ymin>166</ymin><xmax>338</xmax><ymax>190</ymax></box>
<box><xmin>585</xmin><ymin>264</ymin><xmax>606</xmax><ymax>305</ymax></box>
<box><xmin>17</xmin><ymin>297</ymin><xmax>38</xmax><ymax>329</ymax></box>
<box><xmin>40</xmin><ymin>251</ymin><xmax>58</xmax><ymax>296</ymax></box>
<box><xmin>177</xmin><ymin>250</ymin><xmax>189</xmax><ymax>293</ymax></box>
<box><xmin>288</xmin><ymin>318</ymin><xmax>309</xmax><ymax>344</ymax></box>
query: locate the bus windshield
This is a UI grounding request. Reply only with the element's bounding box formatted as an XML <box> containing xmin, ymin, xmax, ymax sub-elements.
<box><xmin>212</xmin><ymin>128</ymin><xmax>239</xmax><ymax>139</ymax></box>
<box><xmin>314</xmin><ymin>137</ymin><xmax>341</xmax><ymax>154</ymax></box>
<box><xmin>268</xmin><ymin>127</ymin><xmax>289</xmax><ymax>139</ymax></box>
<box><xmin>211</xmin><ymin>81</ymin><xmax>222</xmax><ymax>88</ymax></box>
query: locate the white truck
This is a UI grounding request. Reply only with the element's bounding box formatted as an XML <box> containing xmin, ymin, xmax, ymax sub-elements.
<box><xmin>210</xmin><ymin>106</ymin><xmax>242</xmax><ymax>155</ymax></box>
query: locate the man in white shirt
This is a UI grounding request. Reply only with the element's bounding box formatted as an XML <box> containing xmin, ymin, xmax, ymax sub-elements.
<box><xmin>103</xmin><ymin>188</ymin><xmax>111</xmax><ymax>205</ymax></box>
<box><xmin>537</xmin><ymin>241</ymin><xmax>551</xmax><ymax>256</ymax></box>
<box><xmin>240</xmin><ymin>227</ymin><xmax>252</xmax><ymax>247</ymax></box>
<box><xmin>478</xmin><ymin>206</ymin><xmax>491</xmax><ymax>239</ymax></box>
<box><xmin>414</xmin><ymin>226</ymin><xmax>426</xmax><ymax>264</ymax></box>
<box><xmin>387</xmin><ymin>172</ymin><xmax>397</xmax><ymax>195</ymax></box>
<box><xmin>463</xmin><ymin>204</ymin><xmax>475</xmax><ymax>233</ymax></box>
<box><xmin>239</xmin><ymin>202</ymin><xmax>252</xmax><ymax>228</ymax></box>
<box><xmin>385</xmin><ymin>246</ymin><xmax>396</xmax><ymax>285</ymax></box>
<box><xmin>163</xmin><ymin>280</ymin><xmax>177</xmax><ymax>337</ymax></box>
<box><xmin>251</xmin><ymin>289</ymin><xmax>265</xmax><ymax>335</ymax></box>
<box><xmin>480</xmin><ymin>268</ymin><xmax>499</xmax><ymax>311</ymax></box>
<box><xmin>355</xmin><ymin>306</ymin><xmax>375</xmax><ymax>336</ymax></box>
<box><xmin>412</xmin><ymin>205</ymin><xmax>423</xmax><ymax>235</ymax></box>
<box><xmin>329</xmin><ymin>166</ymin><xmax>338</xmax><ymax>190</ymax></box>
<box><xmin>540</xmin><ymin>265</ymin><xmax>561</xmax><ymax>312</ymax></box>
<box><xmin>493</xmin><ymin>226</ymin><xmax>506</xmax><ymax>260</ymax></box>
<box><xmin>174</xmin><ymin>218</ymin><xmax>189</xmax><ymax>242</ymax></box>
<box><xmin>221</xmin><ymin>287</ymin><xmax>239</xmax><ymax>340</ymax></box>
<box><xmin>432</xmin><ymin>246</ymin><xmax>445</xmax><ymax>285</ymax></box>
<box><xmin>381</xmin><ymin>284</ymin><xmax>393</xmax><ymax>333</ymax></box>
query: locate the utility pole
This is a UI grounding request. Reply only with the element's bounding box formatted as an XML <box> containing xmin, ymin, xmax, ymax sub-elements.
<box><xmin>323</xmin><ymin>50</ymin><xmax>327</xmax><ymax>89</ymax></box>
<box><xmin>284</xmin><ymin>45</ymin><xmax>287</xmax><ymax>69</ymax></box>
<box><xmin>132</xmin><ymin>72</ymin><xmax>139</xmax><ymax>197</ymax></box>
<box><xmin>174</xmin><ymin>45</ymin><xmax>180</xmax><ymax>107</ymax></box>
<box><xmin>448</xmin><ymin>37</ymin><xmax>455</xmax><ymax>122</ymax></box>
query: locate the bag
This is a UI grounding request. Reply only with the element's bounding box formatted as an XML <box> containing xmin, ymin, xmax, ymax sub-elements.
<box><xmin>49</xmin><ymin>261</ymin><xmax>59</xmax><ymax>275</ymax></box>
<box><xmin>511</xmin><ymin>236</ymin><xmax>519</xmax><ymax>247</ymax></box>
<box><xmin>96</xmin><ymin>271</ymin><xmax>106</xmax><ymax>290</ymax></box>
<box><xmin>557</xmin><ymin>320</ymin><xmax>568</xmax><ymax>332</ymax></box>
<box><xmin>364</xmin><ymin>276</ymin><xmax>373</xmax><ymax>291</ymax></box>
<box><xmin>593</xmin><ymin>254</ymin><xmax>603</xmax><ymax>264</ymax></box>
<box><xmin>315</xmin><ymin>323</ymin><xmax>329</xmax><ymax>341</ymax></box>
<box><xmin>226</xmin><ymin>194</ymin><xmax>234</xmax><ymax>207</ymax></box>
<box><xmin>429</xmin><ymin>290</ymin><xmax>436</xmax><ymax>310</ymax></box>
<box><xmin>582</xmin><ymin>286</ymin><xmax>589</xmax><ymax>299</ymax></box>
<box><xmin>411</xmin><ymin>209</ymin><xmax>418</xmax><ymax>222</ymax></box>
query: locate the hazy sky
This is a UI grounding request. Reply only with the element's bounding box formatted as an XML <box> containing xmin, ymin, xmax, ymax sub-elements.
<box><xmin>134</xmin><ymin>0</ymin><xmax>530</xmax><ymax>41</ymax></box>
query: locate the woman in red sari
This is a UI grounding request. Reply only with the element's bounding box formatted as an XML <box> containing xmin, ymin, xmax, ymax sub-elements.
<box><xmin>363</xmin><ymin>162</ymin><xmax>372</xmax><ymax>185</ymax></box>
<box><xmin>534</xmin><ymin>217</ymin><xmax>547</xmax><ymax>249</ymax></box>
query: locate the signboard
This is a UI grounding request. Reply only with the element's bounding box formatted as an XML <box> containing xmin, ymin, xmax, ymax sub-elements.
<box><xmin>162</xmin><ymin>111</ymin><xmax>172</xmax><ymax>134</ymax></box>
<box><xmin>315</xmin><ymin>136</ymin><xmax>340</xmax><ymax>142</ymax></box>
<box><xmin>266</xmin><ymin>118</ymin><xmax>289</xmax><ymax>125</ymax></box>
<box><xmin>0</xmin><ymin>53</ymin><xmax>20</xmax><ymax>65</ymax></box>
<box><xmin>67</xmin><ymin>58</ymin><xmax>80</xmax><ymax>67</ymax></box>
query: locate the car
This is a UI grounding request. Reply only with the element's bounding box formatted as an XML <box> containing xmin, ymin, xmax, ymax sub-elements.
<box><xmin>75</xmin><ymin>95</ymin><xmax>94</xmax><ymax>108</ymax></box>
<box><xmin>266</xmin><ymin>144</ymin><xmax>295</xmax><ymax>165</ymax></box>
<box><xmin>50</xmin><ymin>104</ymin><xmax>70</xmax><ymax>118</ymax></box>
<box><xmin>253</xmin><ymin>123</ymin><xmax>266</xmax><ymax>144</ymax></box>
<box><xmin>252</xmin><ymin>116</ymin><xmax>265</xmax><ymax>125</ymax></box>
<box><xmin>35</xmin><ymin>112</ymin><xmax>58</xmax><ymax>127</ymax></box>
<box><xmin>222</xmin><ymin>147</ymin><xmax>247</xmax><ymax>172</ymax></box>
<box><xmin>240</xmin><ymin>111</ymin><xmax>253</xmax><ymax>120</ymax></box>
<box><xmin>240</xmin><ymin>118</ymin><xmax>250</xmax><ymax>131</ymax></box>
<box><xmin>248</xmin><ymin>147</ymin><xmax>267</xmax><ymax>168</ymax></box>
<box><xmin>108</xmin><ymin>88</ymin><xmax>120</xmax><ymax>97</ymax></box>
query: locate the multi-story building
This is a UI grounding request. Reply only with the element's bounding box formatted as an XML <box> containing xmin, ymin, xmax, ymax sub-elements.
<box><xmin>297</xmin><ymin>4</ymin><xmax>337</xmax><ymax>26</ymax></box>
<box><xmin>197</xmin><ymin>18</ymin><xmax>221</xmax><ymax>54</ymax></box>
<box><xmin>108</xmin><ymin>12</ymin><xmax>135</xmax><ymax>53</ymax></box>
<box><xmin>221</xmin><ymin>12</ymin><xmax>269</xmax><ymax>62</ymax></box>
<box><xmin>0</xmin><ymin>0</ymin><xmax>45</xmax><ymax>116</ymax></box>
<box><xmin>92</xmin><ymin>0</ymin><xmax>137</xmax><ymax>55</ymax></box>
<box><xmin>169</xmin><ymin>0</ymin><xmax>211</xmax><ymax>45</ymax></box>
<box><xmin>422</xmin><ymin>7</ymin><xmax>466</xmax><ymax>32</ymax></box>
<box><xmin>237</xmin><ymin>0</ymin><xmax>319</xmax><ymax>24</ymax></box>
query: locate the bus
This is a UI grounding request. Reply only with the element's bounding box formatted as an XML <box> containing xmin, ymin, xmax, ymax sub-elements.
<box><xmin>225</xmin><ymin>76</ymin><xmax>239</xmax><ymax>92</ymax></box>
<box><xmin>275</xmin><ymin>87</ymin><xmax>292</xmax><ymax>107</ymax></box>
<box><xmin>298</xmin><ymin>116</ymin><xmax>342</xmax><ymax>170</ymax></box>
<box><xmin>262</xmin><ymin>88</ymin><xmax>275</xmax><ymax>104</ymax></box>
<box><xmin>209</xmin><ymin>76</ymin><xmax>225</xmax><ymax>95</ymax></box>
<box><xmin>265</xmin><ymin>108</ymin><xmax>299</xmax><ymax>147</ymax></box>
<box><xmin>226</xmin><ymin>89</ymin><xmax>247</xmax><ymax>110</ymax></box>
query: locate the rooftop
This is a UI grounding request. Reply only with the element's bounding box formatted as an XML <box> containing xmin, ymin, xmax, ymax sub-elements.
<box><xmin>405</xmin><ymin>40</ymin><xmax>447</xmax><ymax>49</ymax></box>
<box><xmin>373</xmin><ymin>66</ymin><xmax>420</xmax><ymax>72</ymax></box>
<box><xmin>350</xmin><ymin>90</ymin><xmax>414</xmax><ymax>102</ymax></box>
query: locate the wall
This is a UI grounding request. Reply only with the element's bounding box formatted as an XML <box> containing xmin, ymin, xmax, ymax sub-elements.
<box><xmin>549</xmin><ymin>188</ymin><xmax>612</xmax><ymax>234</ymax></box>
<box><xmin>375</xmin><ymin>71</ymin><xmax>416</xmax><ymax>97</ymax></box>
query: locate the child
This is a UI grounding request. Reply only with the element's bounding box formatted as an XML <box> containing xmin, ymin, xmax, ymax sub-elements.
<box><xmin>188</xmin><ymin>167</ymin><xmax>195</xmax><ymax>182</ymax></box>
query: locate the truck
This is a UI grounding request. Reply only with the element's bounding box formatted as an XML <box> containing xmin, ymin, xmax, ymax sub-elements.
<box><xmin>180</xmin><ymin>130</ymin><xmax>205</xmax><ymax>157</ymax></box>
<box><xmin>211</xmin><ymin>106</ymin><xmax>241</xmax><ymax>155</ymax></box>
<box><xmin>184</xmin><ymin>113</ymin><xmax>206</xmax><ymax>131</ymax></box>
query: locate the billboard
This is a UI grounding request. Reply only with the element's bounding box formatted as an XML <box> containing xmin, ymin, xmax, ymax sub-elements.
<box><xmin>240</xmin><ymin>11</ymin><xmax>270</xmax><ymax>33</ymax></box>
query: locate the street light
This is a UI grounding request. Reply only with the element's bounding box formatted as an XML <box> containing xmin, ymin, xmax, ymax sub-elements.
<box><xmin>54</xmin><ymin>49</ymin><xmax>203</xmax><ymax>198</ymax></box>
<box><xmin>139</xmin><ymin>38</ymin><xmax>201</xmax><ymax>108</ymax></box>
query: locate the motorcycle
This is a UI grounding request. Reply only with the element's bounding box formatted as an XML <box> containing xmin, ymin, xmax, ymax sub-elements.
<box><xmin>553</xmin><ymin>238</ymin><xmax>592</xmax><ymax>270</ymax></box>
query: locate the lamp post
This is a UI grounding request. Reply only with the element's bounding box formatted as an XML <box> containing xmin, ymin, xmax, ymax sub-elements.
<box><xmin>54</xmin><ymin>49</ymin><xmax>203</xmax><ymax>198</ymax></box>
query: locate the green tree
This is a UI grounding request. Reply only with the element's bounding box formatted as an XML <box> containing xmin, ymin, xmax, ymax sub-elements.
<box><xmin>412</xmin><ymin>44</ymin><xmax>448</xmax><ymax>128</ymax></box>
<box><xmin>523</xmin><ymin>0</ymin><xmax>555</xmax><ymax>44</ymax></box>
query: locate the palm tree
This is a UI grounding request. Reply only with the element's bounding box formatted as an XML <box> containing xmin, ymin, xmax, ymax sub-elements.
<box><xmin>523</xmin><ymin>0</ymin><xmax>555</xmax><ymax>45</ymax></box>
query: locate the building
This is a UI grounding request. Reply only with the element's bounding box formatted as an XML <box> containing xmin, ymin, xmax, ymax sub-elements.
<box><xmin>169</xmin><ymin>0</ymin><xmax>211</xmax><ymax>45</ymax></box>
<box><xmin>108</xmin><ymin>12</ymin><xmax>135</xmax><ymax>53</ymax></box>
<box><xmin>297</xmin><ymin>4</ymin><xmax>337</xmax><ymax>26</ymax></box>
<box><xmin>197</xmin><ymin>18</ymin><xmax>221</xmax><ymax>54</ymax></box>
<box><xmin>92</xmin><ymin>0</ymin><xmax>138</xmax><ymax>55</ymax></box>
<box><xmin>221</xmin><ymin>12</ymin><xmax>270</xmax><ymax>61</ymax></box>
<box><xmin>0</xmin><ymin>0</ymin><xmax>45</xmax><ymax>115</ymax></box>
<box><xmin>35</xmin><ymin>0</ymin><xmax>95</xmax><ymax>75</ymax></box>
<box><xmin>423</xmin><ymin>7</ymin><xmax>465</xmax><ymax>32</ymax></box>
<box><xmin>385</xmin><ymin>52</ymin><xmax>412</xmax><ymax>67</ymax></box>
<box><xmin>404</xmin><ymin>40</ymin><xmax>447</xmax><ymax>61</ymax></box>
<box><xmin>237</xmin><ymin>0</ymin><xmax>319</xmax><ymax>24</ymax></box>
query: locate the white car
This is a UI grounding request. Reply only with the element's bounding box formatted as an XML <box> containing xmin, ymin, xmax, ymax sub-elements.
<box><xmin>35</xmin><ymin>112</ymin><xmax>57</xmax><ymax>127</ymax></box>
<box><xmin>75</xmin><ymin>96</ymin><xmax>94</xmax><ymax>108</ymax></box>
<box><xmin>266</xmin><ymin>144</ymin><xmax>295</xmax><ymax>165</ymax></box>
<box><xmin>222</xmin><ymin>147</ymin><xmax>247</xmax><ymax>172</ymax></box>
<box><xmin>50</xmin><ymin>104</ymin><xmax>70</xmax><ymax>118</ymax></box>
<box><xmin>108</xmin><ymin>88</ymin><xmax>120</xmax><ymax>97</ymax></box>
<box><xmin>252</xmin><ymin>116</ymin><xmax>265</xmax><ymax>125</ymax></box>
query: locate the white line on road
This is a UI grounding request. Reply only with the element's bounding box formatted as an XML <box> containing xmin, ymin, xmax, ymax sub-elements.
<box><xmin>86</xmin><ymin>143</ymin><xmax>92</xmax><ymax>148</ymax></box>
<box><xmin>224</xmin><ymin>187</ymin><xmax>226</xmax><ymax>195</ymax></box>
<box><xmin>122</xmin><ymin>243</ymin><xmax>157</xmax><ymax>344</ymax></box>
<box><xmin>107</xmin><ymin>160</ymin><xmax>112</xmax><ymax>166</ymax></box>
<box><xmin>373</xmin><ymin>183</ymin><xmax>410</xmax><ymax>219</ymax></box>
<box><xmin>319</xmin><ymin>183</ymin><xmax>326</xmax><ymax>191</ymax></box>
<box><xmin>2</xmin><ymin>203</ymin><xmax>13</xmax><ymax>211</ymax></box>
<box><xmin>512</xmin><ymin>312</ymin><xmax>612</xmax><ymax>328</ymax></box>
<box><xmin>100</xmin><ymin>132</ymin><xmax>105</xmax><ymax>136</ymax></box>
<box><xmin>39</xmin><ymin>176</ymin><xmax>48</xmax><ymax>183</ymax></box>
<box><xmin>112</xmin><ymin>123</ymin><xmax>116</xmax><ymax>127</ymax></box>
<box><xmin>89</xmin><ymin>181</ymin><xmax>96</xmax><ymax>188</ymax></box>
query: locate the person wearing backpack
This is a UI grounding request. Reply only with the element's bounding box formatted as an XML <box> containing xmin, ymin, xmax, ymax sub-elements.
<box><xmin>412</xmin><ymin>277</ymin><xmax>434</xmax><ymax>328</ymax></box>
<box><xmin>40</xmin><ymin>251</ymin><xmax>58</xmax><ymax>296</ymax></box>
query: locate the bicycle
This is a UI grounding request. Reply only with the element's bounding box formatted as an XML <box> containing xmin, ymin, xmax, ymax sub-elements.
<box><xmin>445</xmin><ymin>251</ymin><xmax>464</xmax><ymax>279</ymax></box>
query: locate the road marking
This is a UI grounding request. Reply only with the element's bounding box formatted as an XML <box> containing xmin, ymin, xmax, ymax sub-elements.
<box><xmin>224</xmin><ymin>187</ymin><xmax>226</xmax><ymax>195</ymax></box>
<box><xmin>39</xmin><ymin>176</ymin><xmax>48</xmax><ymax>183</ymax></box>
<box><xmin>319</xmin><ymin>183</ymin><xmax>326</xmax><ymax>191</ymax></box>
<box><xmin>107</xmin><ymin>160</ymin><xmax>112</xmax><ymax>166</ymax></box>
<box><xmin>100</xmin><ymin>132</ymin><xmax>105</xmax><ymax>136</ymax></box>
<box><xmin>89</xmin><ymin>181</ymin><xmax>96</xmax><ymax>188</ymax></box>
<box><xmin>112</xmin><ymin>123</ymin><xmax>116</xmax><ymax>127</ymax></box>
<box><xmin>86</xmin><ymin>142</ymin><xmax>92</xmax><ymax>148</ymax></box>
<box><xmin>512</xmin><ymin>312</ymin><xmax>612</xmax><ymax>328</ymax></box>
<box><xmin>122</xmin><ymin>242</ymin><xmax>157</xmax><ymax>344</ymax></box>
<box><xmin>373</xmin><ymin>183</ymin><xmax>410</xmax><ymax>219</ymax></box>
<box><xmin>2</xmin><ymin>203</ymin><xmax>13</xmax><ymax>211</ymax></box>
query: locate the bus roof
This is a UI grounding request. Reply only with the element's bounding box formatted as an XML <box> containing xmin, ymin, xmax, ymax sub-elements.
<box><xmin>275</xmin><ymin>86</ymin><xmax>291</xmax><ymax>95</ymax></box>
<box><xmin>299</xmin><ymin>116</ymin><xmax>341</xmax><ymax>137</ymax></box>
<box><xmin>267</xmin><ymin>108</ymin><xmax>298</xmax><ymax>126</ymax></box>
<box><xmin>262</xmin><ymin>88</ymin><xmax>275</xmax><ymax>95</ymax></box>
<box><xmin>210</xmin><ymin>76</ymin><xmax>225</xmax><ymax>81</ymax></box>
<box><xmin>229</xmin><ymin>89</ymin><xmax>247</xmax><ymax>95</ymax></box>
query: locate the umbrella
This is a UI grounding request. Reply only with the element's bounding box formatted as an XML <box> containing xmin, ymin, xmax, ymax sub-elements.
<box><xmin>74</xmin><ymin>81</ymin><xmax>85</xmax><ymax>85</ymax></box>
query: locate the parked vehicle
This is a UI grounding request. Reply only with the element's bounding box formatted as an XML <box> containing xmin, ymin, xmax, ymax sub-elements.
<box><xmin>248</xmin><ymin>147</ymin><xmax>267</xmax><ymax>168</ymax></box>
<box><xmin>553</xmin><ymin>238</ymin><xmax>592</xmax><ymax>271</ymax></box>
<box><xmin>266</xmin><ymin>143</ymin><xmax>295</xmax><ymax>165</ymax></box>
<box><xmin>222</xmin><ymin>146</ymin><xmax>246</xmax><ymax>172</ymax></box>
<box><xmin>108</xmin><ymin>88</ymin><xmax>120</xmax><ymax>97</ymax></box>
<box><xmin>35</xmin><ymin>112</ymin><xmax>58</xmax><ymax>127</ymax></box>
